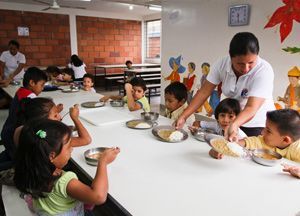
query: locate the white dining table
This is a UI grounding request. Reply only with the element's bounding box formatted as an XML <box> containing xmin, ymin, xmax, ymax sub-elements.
<box><xmin>2</xmin><ymin>84</ymin><xmax>300</xmax><ymax>216</ymax></box>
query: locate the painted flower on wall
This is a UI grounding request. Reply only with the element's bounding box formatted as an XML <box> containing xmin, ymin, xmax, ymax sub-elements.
<box><xmin>264</xmin><ymin>0</ymin><xmax>300</xmax><ymax>43</ymax></box>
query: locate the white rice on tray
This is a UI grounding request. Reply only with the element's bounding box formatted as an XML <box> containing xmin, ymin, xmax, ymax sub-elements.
<box><xmin>135</xmin><ymin>122</ymin><xmax>151</xmax><ymax>129</ymax></box>
<box><xmin>169</xmin><ymin>131</ymin><xmax>184</xmax><ymax>142</ymax></box>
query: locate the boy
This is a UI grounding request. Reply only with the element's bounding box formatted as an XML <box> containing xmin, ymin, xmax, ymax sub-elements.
<box><xmin>100</xmin><ymin>77</ymin><xmax>150</xmax><ymax>112</ymax></box>
<box><xmin>125</xmin><ymin>60</ymin><xmax>133</xmax><ymax>69</ymax></box>
<box><xmin>164</xmin><ymin>82</ymin><xmax>192</xmax><ymax>122</ymax></box>
<box><xmin>46</xmin><ymin>65</ymin><xmax>62</xmax><ymax>82</ymax></box>
<box><xmin>82</xmin><ymin>73</ymin><xmax>96</xmax><ymax>93</ymax></box>
<box><xmin>0</xmin><ymin>67</ymin><xmax>48</xmax><ymax>171</ymax></box>
<box><xmin>210</xmin><ymin>109</ymin><xmax>300</xmax><ymax>161</ymax></box>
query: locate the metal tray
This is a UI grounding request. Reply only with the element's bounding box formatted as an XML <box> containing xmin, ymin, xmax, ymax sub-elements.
<box><xmin>152</xmin><ymin>125</ymin><xmax>188</xmax><ymax>143</ymax></box>
<box><xmin>81</xmin><ymin>101</ymin><xmax>105</xmax><ymax>108</ymax></box>
<box><xmin>62</xmin><ymin>88</ymin><xmax>79</xmax><ymax>93</ymax></box>
<box><xmin>126</xmin><ymin>119</ymin><xmax>154</xmax><ymax>130</ymax></box>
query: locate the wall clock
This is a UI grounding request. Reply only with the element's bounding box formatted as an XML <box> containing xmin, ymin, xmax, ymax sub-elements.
<box><xmin>228</xmin><ymin>4</ymin><xmax>250</xmax><ymax>26</ymax></box>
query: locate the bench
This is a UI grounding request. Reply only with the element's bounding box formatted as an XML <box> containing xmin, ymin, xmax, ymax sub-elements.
<box><xmin>2</xmin><ymin>185</ymin><xmax>32</xmax><ymax>216</ymax></box>
<box><xmin>145</xmin><ymin>83</ymin><xmax>161</xmax><ymax>103</ymax></box>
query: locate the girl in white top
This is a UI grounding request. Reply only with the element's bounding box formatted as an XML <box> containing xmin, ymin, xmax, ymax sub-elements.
<box><xmin>68</xmin><ymin>55</ymin><xmax>86</xmax><ymax>80</ymax></box>
<box><xmin>176</xmin><ymin>32</ymin><xmax>275</xmax><ymax>141</ymax></box>
<box><xmin>0</xmin><ymin>40</ymin><xmax>26</xmax><ymax>86</ymax></box>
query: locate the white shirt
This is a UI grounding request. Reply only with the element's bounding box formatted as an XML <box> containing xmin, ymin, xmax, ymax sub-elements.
<box><xmin>200</xmin><ymin>121</ymin><xmax>247</xmax><ymax>139</ymax></box>
<box><xmin>0</xmin><ymin>50</ymin><xmax>26</xmax><ymax>80</ymax></box>
<box><xmin>68</xmin><ymin>63</ymin><xmax>86</xmax><ymax>79</ymax></box>
<box><xmin>207</xmin><ymin>56</ymin><xmax>275</xmax><ymax>127</ymax></box>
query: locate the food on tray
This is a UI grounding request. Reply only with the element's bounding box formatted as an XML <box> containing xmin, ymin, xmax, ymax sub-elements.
<box><xmin>227</xmin><ymin>142</ymin><xmax>247</xmax><ymax>157</ymax></box>
<box><xmin>158</xmin><ymin>130</ymin><xmax>183</xmax><ymax>142</ymax></box>
<box><xmin>210</xmin><ymin>138</ymin><xmax>242</xmax><ymax>157</ymax></box>
<box><xmin>88</xmin><ymin>152</ymin><xmax>103</xmax><ymax>160</ymax></box>
<box><xmin>135</xmin><ymin>122</ymin><xmax>151</xmax><ymax>129</ymax></box>
<box><xmin>127</xmin><ymin>120</ymin><xmax>140</xmax><ymax>128</ymax></box>
<box><xmin>254</xmin><ymin>153</ymin><xmax>278</xmax><ymax>160</ymax></box>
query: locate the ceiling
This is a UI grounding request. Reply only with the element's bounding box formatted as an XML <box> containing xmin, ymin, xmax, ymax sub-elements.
<box><xmin>0</xmin><ymin>0</ymin><xmax>162</xmax><ymax>16</ymax></box>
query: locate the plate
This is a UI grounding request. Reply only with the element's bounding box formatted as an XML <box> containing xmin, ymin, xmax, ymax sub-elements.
<box><xmin>126</xmin><ymin>119</ymin><xmax>153</xmax><ymax>129</ymax></box>
<box><xmin>81</xmin><ymin>101</ymin><xmax>105</xmax><ymax>108</ymax></box>
<box><xmin>152</xmin><ymin>125</ymin><xmax>188</xmax><ymax>143</ymax></box>
<box><xmin>62</xmin><ymin>88</ymin><xmax>79</xmax><ymax>93</ymax></box>
<box><xmin>251</xmin><ymin>149</ymin><xmax>282</xmax><ymax>166</ymax></box>
<box><xmin>210</xmin><ymin>138</ymin><xmax>242</xmax><ymax>157</ymax></box>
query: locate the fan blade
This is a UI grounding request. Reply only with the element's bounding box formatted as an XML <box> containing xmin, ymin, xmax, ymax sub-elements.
<box><xmin>60</xmin><ymin>5</ymin><xmax>86</xmax><ymax>9</ymax></box>
<box><xmin>32</xmin><ymin>0</ymin><xmax>50</xmax><ymax>5</ymax></box>
<box><xmin>42</xmin><ymin>7</ymin><xmax>51</xmax><ymax>11</ymax></box>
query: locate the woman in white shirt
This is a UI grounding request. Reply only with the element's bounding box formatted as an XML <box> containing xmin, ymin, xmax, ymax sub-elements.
<box><xmin>68</xmin><ymin>54</ymin><xmax>86</xmax><ymax>81</ymax></box>
<box><xmin>176</xmin><ymin>32</ymin><xmax>275</xmax><ymax>141</ymax></box>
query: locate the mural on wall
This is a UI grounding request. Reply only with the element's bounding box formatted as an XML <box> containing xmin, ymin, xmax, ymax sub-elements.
<box><xmin>164</xmin><ymin>55</ymin><xmax>186</xmax><ymax>83</ymax></box>
<box><xmin>183</xmin><ymin>62</ymin><xmax>196</xmax><ymax>104</ymax></box>
<box><xmin>275</xmin><ymin>66</ymin><xmax>300</xmax><ymax>111</ymax></box>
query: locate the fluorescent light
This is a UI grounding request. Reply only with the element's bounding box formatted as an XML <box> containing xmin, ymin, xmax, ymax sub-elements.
<box><xmin>129</xmin><ymin>5</ymin><xmax>134</xmax><ymax>10</ymax></box>
<box><xmin>148</xmin><ymin>6</ymin><xmax>161</xmax><ymax>11</ymax></box>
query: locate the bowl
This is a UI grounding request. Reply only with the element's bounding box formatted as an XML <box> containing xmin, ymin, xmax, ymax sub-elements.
<box><xmin>81</xmin><ymin>101</ymin><xmax>105</xmax><ymax>108</ymax></box>
<box><xmin>110</xmin><ymin>100</ymin><xmax>125</xmax><ymax>107</ymax></box>
<box><xmin>251</xmin><ymin>149</ymin><xmax>282</xmax><ymax>166</ymax></box>
<box><xmin>141</xmin><ymin>112</ymin><xmax>159</xmax><ymax>122</ymax></box>
<box><xmin>191</xmin><ymin>128</ymin><xmax>216</xmax><ymax>142</ymax></box>
<box><xmin>84</xmin><ymin>147</ymin><xmax>108</xmax><ymax>166</ymax></box>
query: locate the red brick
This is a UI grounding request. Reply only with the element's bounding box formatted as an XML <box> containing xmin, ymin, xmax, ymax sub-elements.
<box><xmin>30</xmin><ymin>25</ymin><xmax>44</xmax><ymax>32</ymax></box>
<box><xmin>52</xmin><ymin>32</ymin><xmax>65</xmax><ymax>39</ymax></box>
<box><xmin>110</xmin><ymin>52</ymin><xmax>120</xmax><ymax>57</ymax></box>
<box><xmin>0</xmin><ymin>31</ymin><xmax>7</xmax><ymax>37</ymax></box>
<box><xmin>87</xmin><ymin>27</ymin><xmax>98</xmax><ymax>33</ymax></box>
<box><xmin>32</xmin><ymin>39</ymin><xmax>46</xmax><ymax>45</ymax></box>
<box><xmin>39</xmin><ymin>46</ymin><xmax>53</xmax><ymax>52</ymax></box>
<box><xmin>83</xmin><ymin>46</ymin><xmax>94</xmax><ymax>52</ymax></box>
<box><xmin>105</xmin><ymin>46</ymin><xmax>114</xmax><ymax>52</ymax></box>
<box><xmin>105</xmin><ymin>35</ymin><xmax>114</xmax><ymax>40</ymax></box>
<box><xmin>25</xmin><ymin>46</ymin><xmax>39</xmax><ymax>52</ymax></box>
<box><xmin>33</xmin><ymin>53</ymin><xmax>47</xmax><ymax>59</ymax></box>
<box><xmin>1</xmin><ymin>23</ymin><xmax>15</xmax><ymax>30</ymax></box>
<box><xmin>46</xmin><ymin>40</ymin><xmax>59</xmax><ymax>45</ymax></box>
<box><xmin>99</xmin><ymin>40</ymin><xmax>109</xmax><ymax>46</ymax></box>
<box><xmin>94</xmin><ymin>46</ymin><xmax>104</xmax><ymax>52</ymax></box>
<box><xmin>18</xmin><ymin>38</ymin><xmax>32</xmax><ymax>46</ymax></box>
<box><xmin>58</xmin><ymin>26</ymin><xmax>69</xmax><ymax>33</ymax></box>
<box><xmin>115</xmin><ymin>35</ymin><xmax>123</xmax><ymax>41</ymax></box>
<box><xmin>120</xmin><ymin>41</ymin><xmax>128</xmax><ymax>46</ymax></box>
<box><xmin>99</xmin><ymin>52</ymin><xmax>110</xmax><ymax>58</ymax></box>
<box><xmin>26</xmin><ymin>59</ymin><xmax>40</xmax><ymax>66</ymax></box>
<box><xmin>134</xmin><ymin>36</ymin><xmax>141</xmax><ymax>41</ymax></box>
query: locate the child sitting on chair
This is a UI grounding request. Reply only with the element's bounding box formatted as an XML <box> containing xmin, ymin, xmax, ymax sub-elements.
<box><xmin>82</xmin><ymin>74</ymin><xmax>96</xmax><ymax>93</ymax></box>
<box><xmin>100</xmin><ymin>77</ymin><xmax>150</xmax><ymax>112</ymax></box>
<box><xmin>164</xmin><ymin>82</ymin><xmax>194</xmax><ymax>123</ymax></box>
<box><xmin>190</xmin><ymin>98</ymin><xmax>247</xmax><ymax>139</ymax></box>
<box><xmin>210</xmin><ymin>109</ymin><xmax>300</xmax><ymax>161</ymax></box>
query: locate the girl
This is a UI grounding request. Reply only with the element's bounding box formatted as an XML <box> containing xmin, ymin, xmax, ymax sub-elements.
<box><xmin>82</xmin><ymin>73</ymin><xmax>96</xmax><ymax>93</ymax></box>
<box><xmin>190</xmin><ymin>98</ymin><xmax>247</xmax><ymax>139</ymax></box>
<box><xmin>68</xmin><ymin>54</ymin><xmax>87</xmax><ymax>81</ymax></box>
<box><xmin>14</xmin><ymin>97</ymin><xmax>91</xmax><ymax>148</ymax></box>
<box><xmin>14</xmin><ymin>119</ymin><xmax>120</xmax><ymax>215</ymax></box>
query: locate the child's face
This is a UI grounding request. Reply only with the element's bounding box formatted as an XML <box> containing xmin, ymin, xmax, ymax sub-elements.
<box><xmin>83</xmin><ymin>77</ymin><xmax>94</xmax><ymax>89</ymax></box>
<box><xmin>63</xmin><ymin>73</ymin><xmax>72</xmax><ymax>82</ymax></box>
<box><xmin>188</xmin><ymin>64</ymin><xmax>194</xmax><ymax>73</ymax></box>
<box><xmin>29</xmin><ymin>80</ymin><xmax>46</xmax><ymax>95</ymax></box>
<box><xmin>165</xmin><ymin>93</ymin><xmax>184</xmax><ymax>112</ymax></box>
<box><xmin>202</xmin><ymin>65</ymin><xmax>210</xmax><ymax>75</ymax></box>
<box><xmin>288</xmin><ymin>76</ymin><xmax>299</xmax><ymax>87</ymax></box>
<box><xmin>51</xmin><ymin>135</ymin><xmax>73</xmax><ymax>169</ymax></box>
<box><xmin>132</xmin><ymin>86</ymin><xmax>145</xmax><ymax>100</ymax></box>
<box><xmin>217</xmin><ymin>112</ymin><xmax>236</xmax><ymax>129</ymax></box>
<box><xmin>126</xmin><ymin>63</ymin><xmax>132</xmax><ymax>69</ymax></box>
<box><xmin>48</xmin><ymin>105</ymin><xmax>62</xmax><ymax>121</ymax></box>
<box><xmin>261</xmin><ymin>119</ymin><xmax>290</xmax><ymax>148</ymax></box>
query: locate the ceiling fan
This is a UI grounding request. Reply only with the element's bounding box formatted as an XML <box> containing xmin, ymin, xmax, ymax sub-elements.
<box><xmin>32</xmin><ymin>0</ymin><xmax>87</xmax><ymax>11</ymax></box>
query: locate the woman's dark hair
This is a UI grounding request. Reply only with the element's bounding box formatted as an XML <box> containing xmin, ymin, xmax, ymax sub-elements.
<box><xmin>83</xmin><ymin>73</ymin><xmax>94</xmax><ymax>83</ymax></box>
<box><xmin>62</xmin><ymin>68</ymin><xmax>75</xmax><ymax>81</ymax></box>
<box><xmin>23</xmin><ymin>67</ymin><xmax>48</xmax><ymax>88</ymax></box>
<box><xmin>229</xmin><ymin>32</ymin><xmax>259</xmax><ymax>58</ymax></box>
<box><xmin>201</xmin><ymin>62</ymin><xmax>210</xmax><ymax>68</ymax></box>
<box><xmin>8</xmin><ymin>40</ymin><xmax>20</xmax><ymax>49</ymax></box>
<box><xmin>266</xmin><ymin>109</ymin><xmax>300</xmax><ymax>141</ymax></box>
<box><xmin>46</xmin><ymin>66</ymin><xmax>61</xmax><ymax>77</ymax></box>
<box><xmin>70</xmin><ymin>54</ymin><xmax>83</xmax><ymax>67</ymax></box>
<box><xmin>188</xmin><ymin>62</ymin><xmax>196</xmax><ymax>71</ymax></box>
<box><xmin>164</xmin><ymin>81</ymin><xmax>187</xmax><ymax>102</ymax></box>
<box><xmin>17</xmin><ymin>97</ymin><xmax>55</xmax><ymax>126</ymax></box>
<box><xmin>14</xmin><ymin>119</ymin><xmax>71</xmax><ymax>199</ymax></box>
<box><xmin>130</xmin><ymin>77</ymin><xmax>147</xmax><ymax>91</ymax></box>
<box><xmin>214</xmin><ymin>98</ymin><xmax>241</xmax><ymax>120</ymax></box>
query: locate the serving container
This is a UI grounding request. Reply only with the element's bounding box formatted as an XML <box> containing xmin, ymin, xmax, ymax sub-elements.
<box><xmin>81</xmin><ymin>101</ymin><xmax>105</xmax><ymax>108</ymax></box>
<box><xmin>84</xmin><ymin>147</ymin><xmax>108</xmax><ymax>166</ymax></box>
<box><xmin>140</xmin><ymin>112</ymin><xmax>159</xmax><ymax>122</ymax></box>
<box><xmin>251</xmin><ymin>149</ymin><xmax>282</xmax><ymax>166</ymax></box>
<box><xmin>110</xmin><ymin>100</ymin><xmax>125</xmax><ymax>107</ymax></box>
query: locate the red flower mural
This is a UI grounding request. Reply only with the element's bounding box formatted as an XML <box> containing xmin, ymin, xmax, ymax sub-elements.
<box><xmin>264</xmin><ymin>0</ymin><xmax>300</xmax><ymax>42</ymax></box>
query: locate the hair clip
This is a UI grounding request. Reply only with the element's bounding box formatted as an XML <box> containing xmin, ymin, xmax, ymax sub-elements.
<box><xmin>36</xmin><ymin>130</ymin><xmax>47</xmax><ymax>139</ymax></box>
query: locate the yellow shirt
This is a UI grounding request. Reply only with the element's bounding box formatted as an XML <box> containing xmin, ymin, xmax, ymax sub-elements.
<box><xmin>244</xmin><ymin>136</ymin><xmax>300</xmax><ymax>162</ymax></box>
<box><xmin>165</xmin><ymin>103</ymin><xmax>188</xmax><ymax>121</ymax></box>
<box><xmin>123</xmin><ymin>95</ymin><xmax>150</xmax><ymax>112</ymax></box>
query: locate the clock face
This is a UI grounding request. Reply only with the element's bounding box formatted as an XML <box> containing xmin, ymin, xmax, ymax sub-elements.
<box><xmin>229</xmin><ymin>5</ymin><xmax>250</xmax><ymax>26</ymax></box>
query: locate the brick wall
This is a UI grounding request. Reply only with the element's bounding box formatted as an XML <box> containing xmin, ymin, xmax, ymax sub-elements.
<box><xmin>77</xmin><ymin>16</ymin><xmax>142</xmax><ymax>69</ymax></box>
<box><xmin>0</xmin><ymin>10</ymin><xmax>71</xmax><ymax>67</ymax></box>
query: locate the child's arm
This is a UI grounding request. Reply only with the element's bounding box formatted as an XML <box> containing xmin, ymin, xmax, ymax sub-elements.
<box><xmin>100</xmin><ymin>95</ymin><xmax>122</xmax><ymax>102</ymax></box>
<box><xmin>282</xmin><ymin>164</ymin><xmax>300</xmax><ymax>178</ymax></box>
<box><xmin>125</xmin><ymin>83</ymin><xmax>142</xmax><ymax>111</ymax></box>
<box><xmin>66</xmin><ymin>147</ymin><xmax>120</xmax><ymax>204</ymax></box>
<box><xmin>69</xmin><ymin>104</ymin><xmax>92</xmax><ymax>147</ymax></box>
<box><xmin>209</xmin><ymin>148</ymin><xmax>223</xmax><ymax>159</ymax></box>
<box><xmin>57</xmin><ymin>103</ymin><xmax>64</xmax><ymax>113</ymax></box>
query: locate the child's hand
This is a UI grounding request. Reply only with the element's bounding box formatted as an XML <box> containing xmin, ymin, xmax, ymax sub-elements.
<box><xmin>100</xmin><ymin>147</ymin><xmax>120</xmax><ymax>165</ymax></box>
<box><xmin>282</xmin><ymin>164</ymin><xmax>300</xmax><ymax>178</ymax></box>
<box><xmin>124</xmin><ymin>83</ymin><xmax>133</xmax><ymax>92</ymax></box>
<box><xmin>192</xmin><ymin>121</ymin><xmax>200</xmax><ymax>128</ymax></box>
<box><xmin>69</xmin><ymin>104</ymin><xmax>79</xmax><ymax>120</ymax></box>
<box><xmin>57</xmin><ymin>103</ymin><xmax>64</xmax><ymax>113</ymax></box>
<box><xmin>100</xmin><ymin>96</ymin><xmax>110</xmax><ymax>102</ymax></box>
<box><xmin>209</xmin><ymin>148</ymin><xmax>223</xmax><ymax>159</ymax></box>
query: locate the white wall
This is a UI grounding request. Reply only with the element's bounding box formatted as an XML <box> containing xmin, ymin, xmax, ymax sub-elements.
<box><xmin>161</xmin><ymin>0</ymin><xmax>300</xmax><ymax>104</ymax></box>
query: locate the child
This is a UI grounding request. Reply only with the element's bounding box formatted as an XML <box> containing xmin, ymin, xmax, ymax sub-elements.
<box><xmin>190</xmin><ymin>98</ymin><xmax>247</xmax><ymax>139</ymax></box>
<box><xmin>210</xmin><ymin>109</ymin><xmax>300</xmax><ymax>160</ymax></box>
<box><xmin>183</xmin><ymin>62</ymin><xmax>197</xmax><ymax>104</ymax></box>
<box><xmin>82</xmin><ymin>73</ymin><xmax>96</xmax><ymax>93</ymax></box>
<box><xmin>62</xmin><ymin>68</ymin><xmax>75</xmax><ymax>83</ymax></box>
<box><xmin>0</xmin><ymin>67</ymin><xmax>47</xmax><ymax>171</ymax></box>
<box><xmin>45</xmin><ymin>65</ymin><xmax>62</xmax><ymax>82</ymax></box>
<box><xmin>68</xmin><ymin>54</ymin><xmax>87</xmax><ymax>81</ymax></box>
<box><xmin>164</xmin><ymin>82</ymin><xmax>192</xmax><ymax>122</ymax></box>
<box><xmin>14</xmin><ymin>98</ymin><xmax>91</xmax><ymax>148</ymax></box>
<box><xmin>100</xmin><ymin>77</ymin><xmax>150</xmax><ymax>112</ymax></box>
<box><xmin>282</xmin><ymin>164</ymin><xmax>300</xmax><ymax>178</ymax></box>
<box><xmin>14</xmin><ymin>119</ymin><xmax>120</xmax><ymax>215</ymax></box>
<box><xmin>125</xmin><ymin>60</ymin><xmax>133</xmax><ymax>69</ymax></box>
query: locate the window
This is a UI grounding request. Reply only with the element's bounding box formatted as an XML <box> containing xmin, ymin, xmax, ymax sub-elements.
<box><xmin>145</xmin><ymin>20</ymin><xmax>161</xmax><ymax>59</ymax></box>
